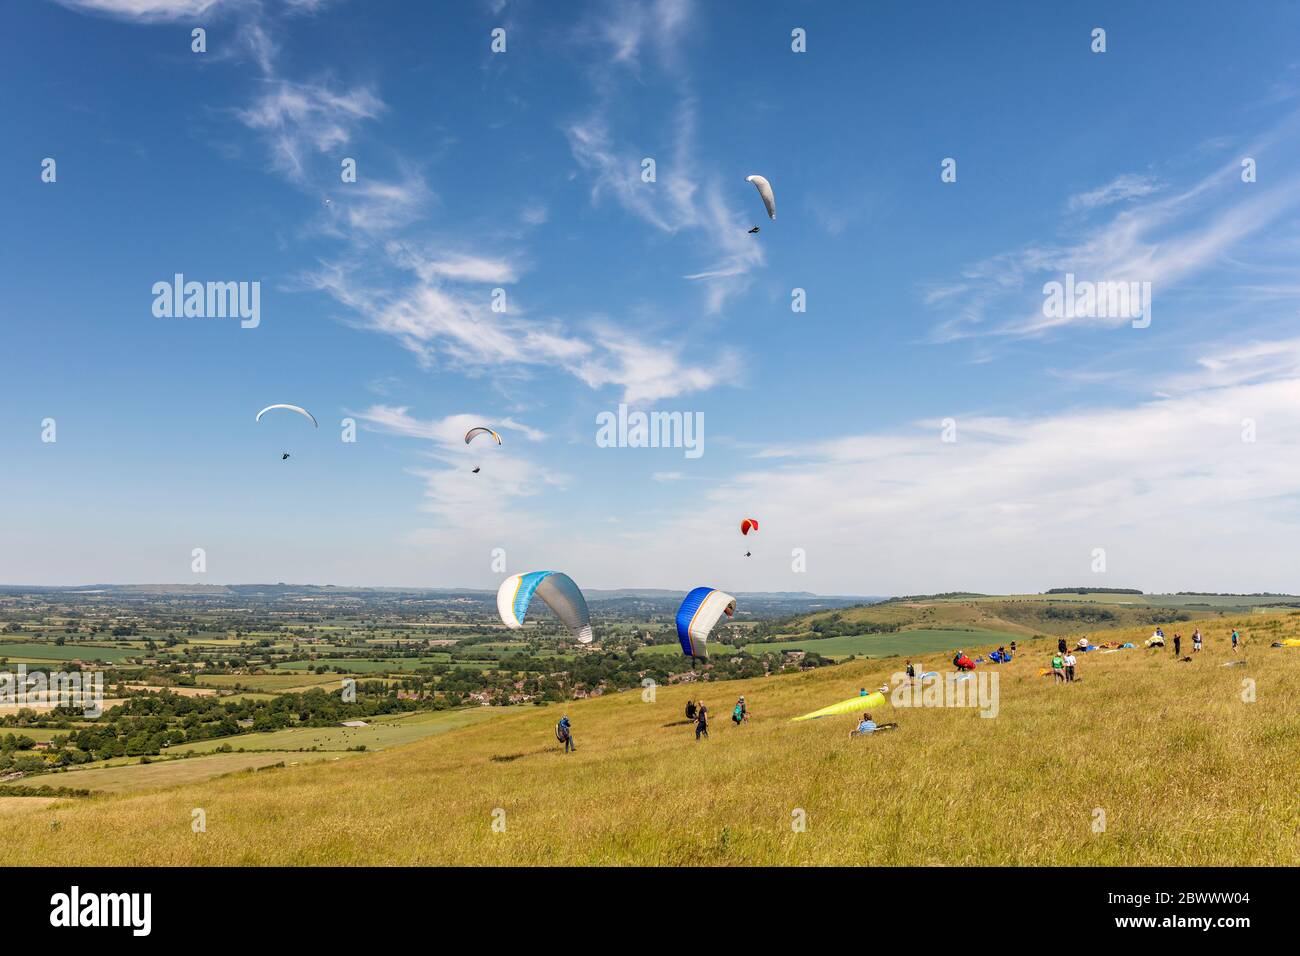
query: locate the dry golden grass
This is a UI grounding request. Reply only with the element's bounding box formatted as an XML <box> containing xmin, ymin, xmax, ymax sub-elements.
<box><xmin>3</xmin><ymin>615</ymin><xmax>1298</xmax><ymax>866</ymax></box>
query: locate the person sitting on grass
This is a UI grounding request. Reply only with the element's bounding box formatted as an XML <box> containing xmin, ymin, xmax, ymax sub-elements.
<box><xmin>850</xmin><ymin>713</ymin><xmax>877</xmax><ymax>736</ymax></box>
<box><xmin>849</xmin><ymin>713</ymin><xmax>898</xmax><ymax>737</ymax></box>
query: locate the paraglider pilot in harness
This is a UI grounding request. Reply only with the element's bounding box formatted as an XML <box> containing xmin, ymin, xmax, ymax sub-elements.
<box><xmin>556</xmin><ymin>715</ymin><xmax>575</xmax><ymax>753</ymax></box>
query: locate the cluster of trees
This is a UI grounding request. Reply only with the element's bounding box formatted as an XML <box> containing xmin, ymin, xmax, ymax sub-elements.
<box><xmin>2</xmin><ymin>686</ymin><xmax>420</xmax><ymax>774</ymax></box>
<box><xmin>1045</xmin><ymin>587</ymin><xmax>1144</xmax><ymax>595</ymax></box>
<box><xmin>1042</xmin><ymin>606</ymin><xmax>1118</xmax><ymax>623</ymax></box>
<box><xmin>0</xmin><ymin>733</ymin><xmax>51</xmax><ymax>774</ymax></box>
<box><xmin>747</xmin><ymin>612</ymin><xmax>897</xmax><ymax>641</ymax></box>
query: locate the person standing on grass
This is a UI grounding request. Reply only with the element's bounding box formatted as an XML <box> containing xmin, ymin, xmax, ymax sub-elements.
<box><xmin>1193</xmin><ymin>629</ymin><xmax>1203</xmax><ymax>653</ymax></box>
<box><xmin>1051</xmin><ymin>652</ymin><xmax>1065</xmax><ymax>683</ymax></box>
<box><xmin>1232</xmin><ymin>629</ymin><xmax>1240</xmax><ymax>653</ymax></box>
<box><xmin>1173</xmin><ymin>633</ymin><xmax>1181</xmax><ymax>656</ymax></box>
<box><xmin>695</xmin><ymin>701</ymin><xmax>709</xmax><ymax>740</ymax></box>
<box><xmin>1057</xmin><ymin>637</ymin><xmax>1068</xmax><ymax>655</ymax></box>
<box><xmin>732</xmin><ymin>696</ymin><xmax>748</xmax><ymax>726</ymax></box>
<box><xmin>558</xmin><ymin>715</ymin><xmax>576</xmax><ymax>753</ymax></box>
<box><xmin>1063</xmin><ymin>651</ymin><xmax>1077</xmax><ymax>683</ymax></box>
<box><xmin>905</xmin><ymin>661</ymin><xmax>916</xmax><ymax>682</ymax></box>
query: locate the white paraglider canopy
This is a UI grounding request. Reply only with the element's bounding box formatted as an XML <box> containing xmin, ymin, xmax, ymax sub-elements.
<box><xmin>255</xmin><ymin>404</ymin><xmax>318</xmax><ymax>427</ymax></box>
<box><xmin>746</xmin><ymin>174</ymin><xmax>776</xmax><ymax>220</ymax></box>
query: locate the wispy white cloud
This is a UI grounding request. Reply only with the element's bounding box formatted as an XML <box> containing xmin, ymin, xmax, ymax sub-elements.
<box><xmin>52</xmin><ymin>0</ymin><xmax>225</xmax><ymax>20</ymax></box>
<box><xmin>616</xmin><ymin>337</ymin><xmax>1300</xmax><ymax>593</ymax></box>
<box><xmin>309</xmin><ymin>249</ymin><xmax>726</xmax><ymax>404</ymax></box>
<box><xmin>582</xmin><ymin>0</ymin><xmax>693</xmax><ymax>70</ymax></box>
<box><xmin>926</xmin><ymin>127</ymin><xmax>1300</xmax><ymax>342</ymax></box>
<box><xmin>353</xmin><ymin>405</ymin><xmax>562</xmax><ymax>544</ymax></box>
<box><xmin>1066</xmin><ymin>173</ymin><xmax>1162</xmax><ymax>213</ymax></box>
<box><xmin>567</xmin><ymin>322</ymin><xmax>734</xmax><ymax>403</ymax></box>
<box><xmin>566</xmin><ymin>0</ymin><xmax>762</xmax><ymax>312</ymax></box>
<box><xmin>330</xmin><ymin>173</ymin><xmax>433</xmax><ymax>234</ymax></box>
<box><xmin>520</xmin><ymin>202</ymin><xmax>548</xmax><ymax>226</ymax></box>
<box><xmin>355</xmin><ymin>405</ymin><xmax>546</xmax><ymax>444</ymax></box>
<box><xmin>237</xmin><ymin>80</ymin><xmax>386</xmax><ymax>181</ymax></box>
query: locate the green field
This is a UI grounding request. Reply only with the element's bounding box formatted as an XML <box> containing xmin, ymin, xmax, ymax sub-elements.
<box><xmin>274</xmin><ymin>657</ymin><xmax>457</xmax><ymax>672</ymax></box>
<box><xmin>0</xmin><ymin>642</ymin><xmax>139</xmax><ymax>663</ymax></box>
<box><xmin>960</xmin><ymin>592</ymin><xmax>1300</xmax><ymax>611</ymax></box>
<box><xmin>196</xmin><ymin>673</ymin><xmax>355</xmax><ymax>692</ymax></box>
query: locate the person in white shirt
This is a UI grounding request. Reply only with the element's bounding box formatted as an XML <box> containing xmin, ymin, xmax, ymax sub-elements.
<box><xmin>1063</xmin><ymin>652</ymin><xmax>1077</xmax><ymax>682</ymax></box>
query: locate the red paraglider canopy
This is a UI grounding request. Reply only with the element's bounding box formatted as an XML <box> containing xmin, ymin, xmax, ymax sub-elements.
<box><xmin>740</xmin><ymin>518</ymin><xmax>759</xmax><ymax>535</ymax></box>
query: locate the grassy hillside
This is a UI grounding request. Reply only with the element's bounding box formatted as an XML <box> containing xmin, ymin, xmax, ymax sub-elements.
<box><xmin>741</xmin><ymin>626</ymin><xmax>1025</xmax><ymax>660</ymax></box>
<box><xmin>745</xmin><ymin>595</ymin><xmax>1237</xmax><ymax>659</ymax></box>
<box><xmin>2</xmin><ymin>614</ymin><xmax>1298</xmax><ymax>865</ymax></box>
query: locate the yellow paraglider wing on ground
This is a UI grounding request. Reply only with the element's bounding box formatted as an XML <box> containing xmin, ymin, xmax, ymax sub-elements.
<box><xmin>791</xmin><ymin>691</ymin><xmax>886</xmax><ymax>721</ymax></box>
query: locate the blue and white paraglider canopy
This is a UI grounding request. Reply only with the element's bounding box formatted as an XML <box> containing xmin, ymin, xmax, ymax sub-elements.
<box><xmin>676</xmin><ymin>587</ymin><xmax>736</xmax><ymax>658</ymax></box>
<box><xmin>496</xmin><ymin>571</ymin><xmax>593</xmax><ymax>644</ymax></box>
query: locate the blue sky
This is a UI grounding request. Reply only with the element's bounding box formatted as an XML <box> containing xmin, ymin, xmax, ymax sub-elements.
<box><xmin>4</xmin><ymin>0</ymin><xmax>1300</xmax><ymax>594</ymax></box>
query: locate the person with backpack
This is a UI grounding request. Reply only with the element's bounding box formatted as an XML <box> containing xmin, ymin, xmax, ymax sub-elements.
<box><xmin>557</xmin><ymin>715</ymin><xmax>575</xmax><ymax>753</ymax></box>
<box><xmin>732</xmin><ymin>696</ymin><xmax>748</xmax><ymax>726</ymax></box>
<box><xmin>1231</xmin><ymin>629</ymin><xmax>1240</xmax><ymax>653</ymax></box>
<box><xmin>1051</xmin><ymin>652</ymin><xmax>1065</xmax><ymax>683</ymax></box>
<box><xmin>695</xmin><ymin>701</ymin><xmax>709</xmax><ymax>740</ymax></box>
